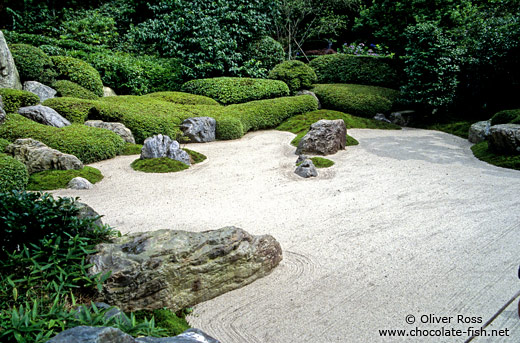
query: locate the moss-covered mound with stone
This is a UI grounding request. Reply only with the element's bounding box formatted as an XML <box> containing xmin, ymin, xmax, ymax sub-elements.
<box><xmin>27</xmin><ymin>166</ymin><xmax>103</xmax><ymax>191</ymax></box>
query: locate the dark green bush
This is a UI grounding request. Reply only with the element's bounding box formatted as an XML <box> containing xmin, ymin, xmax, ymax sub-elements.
<box><xmin>143</xmin><ymin>92</ymin><xmax>220</xmax><ymax>106</ymax></box>
<box><xmin>268</xmin><ymin>60</ymin><xmax>317</xmax><ymax>94</ymax></box>
<box><xmin>42</xmin><ymin>97</ymin><xmax>97</xmax><ymax>123</ymax></box>
<box><xmin>51</xmin><ymin>56</ymin><xmax>104</xmax><ymax>97</ymax></box>
<box><xmin>312</xmin><ymin>84</ymin><xmax>399</xmax><ymax>118</ymax></box>
<box><xmin>27</xmin><ymin>166</ymin><xmax>103</xmax><ymax>191</ymax></box>
<box><xmin>0</xmin><ymin>89</ymin><xmax>40</xmax><ymax>113</ymax></box>
<box><xmin>490</xmin><ymin>109</ymin><xmax>520</xmax><ymax>126</ymax></box>
<box><xmin>0</xmin><ymin>114</ymin><xmax>124</xmax><ymax>163</ymax></box>
<box><xmin>52</xmin><ymin>80</ymin><xmax>99</xmax><ymax>100</ymax></box>
<box><xmin>9</xmin><ymin>44</ymin><xmax>56</xmax><ymax>84</ymax></box>
<box><xmin>121</xmin><ymin>143</ymin><xmax>143</xmax><ymax>156</ymax></box>
<box><xmin>0</xmin><ymin>154</ymin><xmax>29</xmax><ymax>192</ymax></box>
<box><xmin>309</xmin><ymin>54</ymin><xmax>403</xmax><ymax>88</ymax></box>
<box><xmin>247</xmin><ymin>36</ymin><xmax>285</xmax><ymax>72</ymax></box>
<box><xmin>181</xmin><ymin>77</ymin><xmax>289</xmax><ymax>105</ymax></box>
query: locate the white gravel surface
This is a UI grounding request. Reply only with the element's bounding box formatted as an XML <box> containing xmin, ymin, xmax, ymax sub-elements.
<box><xmin>52</xmin><ymin>128</ymin><xmax>520</xmax><ymax>343</ymax></box>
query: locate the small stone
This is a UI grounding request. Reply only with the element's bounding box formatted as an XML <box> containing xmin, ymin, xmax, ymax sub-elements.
<box><xmin>388</xmin><ymin>110</ymin><xmax>415</xmax><ymax>126</ymax></box>
<box><xmin>468</xmin><ymin>120</ymin><xmax>491</xmax><ymax>144</ymax></box>
<box><xmin>296</xmin><ymin>90</ymin><xmax>321</xmax><ymax>109</ymax></box>
<box><xmin>373</xmin><ymin>113</ymin><xmax>391</xmax><ymax>123</ymax></box>
<box><xmin>141</xmin><ymin>134</ymin><xmax>190</xmax><ymax>165</ymax></box>
<box><xmin>23</xmin><ymin>81</ymin><xmax>57</xmax><ymax>102</ymax></box>
<box><xmin>296</xmin><ymin>119</ymin><xmax>346</xmax><ymax>156</ymax></box>
<box><xmin>68</xmin><ymin>177</ymin><xmax>93</xmax><ymax>190</ymax></box>
<box><xmin>6</xmin><ymin>138</ymin><xmax>82</xmax><ymax>174</ymax></box>
<box><xmin>180</xmin><ymin>117</ymin><xmax>216</xmax><ymax>143</ymax></box>
<box><xmin>136</xmin><ymin>329</ymin><xmax>220</xmax><ymax>343</ymax></box>
<box><xmin>103</xmin><ymin>86</ymin><xmax>117</xmax><ymax>97</ymax></box>
<box><xmin>295</xmin><ymin>159</ymin><xmax>318</xmax><ymax>178</ymax></box>
<box><xmin>296</xmin><ymin>154</ymin><xmax>308</xmax><ymax>165</ymax></box>
<box><xmin>85</xmin><ymin>120</ymin><xmax>135</xmax><ymax>144</ymax></box>
<box><xmin>45</xmin><ymin>326</ymin><xmax>135</xmax><ymax>343</ymax></box>
<box><xmin>18</xmin><ymin>105</ymin><xmax>70</xmax><ymax>128</ymax></box>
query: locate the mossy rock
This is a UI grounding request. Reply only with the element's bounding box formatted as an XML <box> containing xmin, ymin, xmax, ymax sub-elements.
<box><xmin>52</xmin><ymin>80</ymin><xmax>99</xmax><ymax>100</ymax></box>
<box><xmin>0</xmin><ymin>153</ymin><xmax>29</xmax><ymax>192</ymax></box>
<box><xmin>0</xmin><ymin>89</ymin><xmax>40</xmax><ymax>113</ymax></box>
<box><xmin>27</xmin><ymin>166</ymin><xmax>103</xmax><ymax>191</ymax></box>
<box><xmin>268</xmin><ymin>60</ymin><xmax>317</xmax><ymax>94</ymax></box>
<box><xmin>490</xmin><ymin>109</ymin><xmax>520</xmax><ymax>126</ymax></box>
<box><xmin>51</xmin><ymin>56</ymin><xmax>104</xmax><ymax>97</ymax></box>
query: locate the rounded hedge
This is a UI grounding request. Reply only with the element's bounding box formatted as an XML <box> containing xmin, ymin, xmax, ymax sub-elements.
<box><xmin>268</xmin><ymin>60</ymin><xmax>317</xmax><ymax>94</ymax></box>
<box><xmin>51</xmin><ymin>56</ymin><xmax>104</xmax><ymax>97</ymax></box>
<box><xmin>312</xmin><ymin>84</ymin><xmax>399</xmax><ymax>118</ymax></box>
<box><xmin>9</xmin><ymin>43</ymin><xmax>56</xmax><ymax>84</ymax></box>
<box><xmin>42</xmin><ymin>97</ymin><xmax>98</xmax><ymax>123</ymax></box>
<box><xmin>0</xmin><ymin>114</ymin><xmax>124</xmax><ymax>163</ymax></box>
<box><xmin>490</xmin><ymin>109</ymin><xmax>520</xmax><ymax>126</ymax></box>
<box><xmin>143</xmin><ymin>91</ymin><xmax>220</xmax><ymax>106</ymax></box>
<box><xmin>216</xmin><ymin>117</ymin><xmax>244</xmax><ymax>140</ymax></box>
<box><xmin>181</xmin><ymin>77</ymin><xmax>290</xmax><ymax>105</ymax></box>
<box><xmin>0</xmin><ymin>153</ymin><xmax>29</xmax><ymax>192</ymax></box>
<box><xmin>52</xmin><ymin>80</ymin><xmax>99</xmax><ymax>100</ymax></box>
<box><xmin>247</xmin><ymin>36</ymin><xmax>285</xmax><ymax>72</ymax></box>
<box><xmin>0</xmin><ymin>89</ymin><xmax>40</xmax><ymax>113</ymax></box>
<box><xmin>309</xmin><ymin>54</ymin><xmax>403</xmax><ymax>88</ymax></box>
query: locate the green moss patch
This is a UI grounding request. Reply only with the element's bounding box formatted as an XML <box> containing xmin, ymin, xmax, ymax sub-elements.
<box><xmin>312</xmin><ymin>84</ymin><xmax>400</xmax><ymax>118</ymax></box>
<box><xmin>184</xmin><ymin>148</ymin><xmax>207</xmax><ymax>164</ymax></box>
<box><xmin>490</xmin><ymin>109</ymin><xmax>520</xmax><ymax>125</ymax></box>
<box><xmin>121</xmin><ymin>143</ymin><xmax>143</xmax><ymax>156</ymax></box>
<box><xmin>471</xmin><ymin>141</ymin><xmax>520</xmax><ymax>171</ymax></box>
<box><xmin>43</xmin><ymin>97</ymin><xmax>97</xmax><ymax>123</ymax></box>
<box><xmin>27</xmin><ymin>166</ymin><xmax>103</xmax><ymax>191</ymax></box>
<box><xmin>131</xmin><ymin>157</ymin><xmax>190</xmax><ymax>173</ymax></box>
<box><xmin>134</xmin><ymin>308</ymin><xmax>190</xmax><ymax>336</ymax></box>
<box><xmin>309</xmin><ymin>157</ymin><xmax>334</xmax><ymax>168</ymax></box>
<box><xmin>0</xmin><ymin>138</ymin><xmax>11</xmax><ymax>152</ymax></box>
<box><xmin>143</xmin><ymin>91</ymin><xmax>220</xmax><ymax>106</ymax></box>
<box><xmin>424</xmin><ymin>121</ymin><xmax>473</xmax><ymax>139</ymax></box>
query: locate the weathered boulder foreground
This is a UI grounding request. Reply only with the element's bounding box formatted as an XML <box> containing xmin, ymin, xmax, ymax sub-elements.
<box><xmin>0</xmin><ymin>30</ymin><xmax>22</xmax><ymax>90</ymax></box>
<box><xmin>89</xmin><ymin>226</ymin><xmax>283</xmax><ymax>312</ymax></box>
<box><xmin>296</xmin><ymin>119</ymin><xmax>346</xmax><ymax>155</ymax></box>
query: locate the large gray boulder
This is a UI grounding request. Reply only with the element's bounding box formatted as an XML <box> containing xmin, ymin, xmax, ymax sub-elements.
<box><xmin>18</xmin><ymin>105</ymin><xmax>70</xmax><ymax>128</ymax></box>
<box><xmin>141</xmin><ymin>134</ymin><xmax>190</xmax><ymax>165</ymax></box>
<box><xmin>488</xmin><ymin>124</ymin><xmax>520</xmax><ymax>154</ymax></box>
<box><xmin>136</xmin><ymin>329</ymin><xmax>220</xmax><ymax>343</ymax></box>
<box><xmin>295</xmin><ymin>159</ymin><xmax>318</xmax><ymax>178</ymax></box>
<box><xmin>180</xmin><ymin>117</ymin><xmax>216</xmax><ymax>143</ymax></box>
<box><xmin>23</xmin><ymin>81</ymin><xmax>57</xmax><ymax>102</ymax></box>
<box><xmin>85</xmin><ymin>120</ymin><xmax>135</xmax><ymax>144</ymax></box>
<box><xmin>468</xmin><ymin>120</ymin><xmax>491</xmax><ymax>144</ymax></box>
<box><xmin>88</xmin><ymin>226</ymin><xmax>283</xmax><ymax>312</ymax></box>
<box><xmin>6</xmin><ymin>138</ymin><xmax>83</xmax><ymax>174</ymax></box>
<box><xmin>0</xmin><ymin>30</ymin><xmax>22</xmax><ymax>90</ymax></box>
<box><xmin>296</xmin><ymin>119</ymin><xmax>346</xmax><ymax>156</ymax></box>
<box><xmin>296</xmin><ymin>90</ymin><xmax>321</xmax><ymax>109</ymax></box>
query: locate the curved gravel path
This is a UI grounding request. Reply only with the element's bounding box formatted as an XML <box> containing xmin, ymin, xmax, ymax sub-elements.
<box><xmin>53</xmin><ymin>128</ymin><xmax>520</xmax><ymax>342</ymax></box>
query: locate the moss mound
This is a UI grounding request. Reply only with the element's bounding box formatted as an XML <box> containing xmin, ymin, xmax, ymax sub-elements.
<box><xmin>53</xmin><ymin>80</ymin><xmax>99</xmax><ymax>100</ymax></box>
<box><xmin>51</xmin><ymin>56</ymin><xmax>104</xmax><ymax>97</ymax></box>
<box><xmin>181</xmin><ymin>77</ymin><xmax>290</xmax><ymax>104</ymax></box>
<box><xmin>0</xmin><ymin>138</ymin><xmax>11</xmax><ymax>152</ymax></box>
<box><xmin>184</xmin><ymin>148</ymin><xmax>207</xmax><ymax>164</ymax></box>
<box><xmin>143</xmin><ymin>91</ymin><xmax>220</xmax><ymax>106</ymax></box>
<box><xmin>0</xmin><ymin>114</ymin><xmax>124</xmax><ymax>163</ymax></box>
<box><xmin>42</xmin><ymin>97</ymin><xmax>98</xmax><ymax>123</ymax></box>
<box><xmin>131</xmin><ymin>157</ymin><xmax>189</xmax><ymax>173</ymax></box>
<box><xmin>27</xmin><ymin>166</ymin><xmax>103</xmax><ymax>191</ymax></box>
<box><xmin>490</xmin><ymin>109</ymin><xmax>520</xmax><ymax>126</ymax></box>
<box><xmin>309</xmin><ymin>157</ymin><xmax>334</xmax><ymax>168</ymax></box>
<box><xmin>312</xmin><ymin>84</ymin><xmax>400</xmax><ymax>118</ymax></box>
<box><xmin>0</xmin><ymin>89</ymin><xmax>40</xmax><ymax>113</ymax></box>
<box><xmin>9</xmin><ymin>43</ymin><xmax>56</xmax><ymax>84</ymax></box>
<box><xmin>471</xmin><ymin>141</ymin><xmax>520</xmax><ymax>171</ymax></box>
<box><xmin>268</xmin><ymin>60</ymin><xmax>317</xmax><ymax>94</ymax></box>
<box><xmin>0</xmin><ymin>153</ymin><xmax>29</xmax><ymax>192</ymax></box>
<box><xmin>135</xmin><ymin>309</ymin><xmax>190</xmax><ymax>336</ymax></box>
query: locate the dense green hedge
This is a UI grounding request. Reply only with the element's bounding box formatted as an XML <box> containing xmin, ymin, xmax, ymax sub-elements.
<box><xmin>0</xmin><ymin>89</ymin><xmax>40</xmax><ymax>113</ymax></box>
<box><xmin>0</xmin><ymin>153</ymin><xmax>29</xmax><ymax>192</ymax></box>
<box><xmin>490</xmin><ymin>109</ymin><xmax>520</xmax><ymax>125</ymax></box>
<box><xmin>0</xmin><ymin>114</ymin><xmax>124</xmax><ymax>163</ymax></box>
<box><xmin>52</xmin><ymin>80</ymin><xmax>99</xmax><ymax>100</ymax></box>
<box><xmin>51</xmin><ymin>56</ymin><xmax>104</xmax><ymax>97</ymax></box>
<box><xmin>309</xmin><ymin>54</ymin><xmax>403</xmax><ymax>88</ymax></box>
<box><xmin>181</xmin><ymin>77</ymin><xmax>290</xmax><ymax>104</ymax></box>
<box><xmin>268</xmin><ymin>60</ymin><xmax>317</xmax><ymax>94</ymax></box>
<box><xmin>42</xmin><ymin>97</ymin><xmax>97</xmax><ymax>123</ymax></box>
<box><xmin>312</xmin><ymin>84</ymin><xmax>400</xmax><ymax>117</ymax></box>
<box><xmin>142</xmin><ymin>92</ymin><xmax>220</xmax><ymax>106</ymax></box>
<box><xmin>9</xmin><ymin>44</ymin><xmax>56</xmax><ymax>84</ymax></box>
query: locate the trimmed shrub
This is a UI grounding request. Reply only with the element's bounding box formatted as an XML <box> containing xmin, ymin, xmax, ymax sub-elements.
<box><xmin>51</xmin><ymin>56</ymin><xmax>104</xmax><ymax>97</ymax></box>
<box><xmin>9</xmin><ymin>44</ymin><xmax>56</xmax><ymax>84</ymax></box>
<box><xmin>43</xmin><ymin>97</ymin><xmax>97</xmax><ymax>123</ymax></box>
<box><xmin>268</xmin><ymin>60</ymin><xmax>317</xmax><ymax>94</ymax></box>
<box><xmin>181</xmin><ymin>77</ymin><xmax>290</xmax><ymax>105</ymax></box>
<box><xmin>52</xmin><ymin>80</ymin><xmax>99</xmax><ymax>100</ymax></box>
<box><xmin>121</xmin><ymin>143</ymin><xmax>143</xmax><ymax>156</ymax></box>
<box><xmin>216</xmin><ymin>118</ymin><xmax>245</xmax><ymax>140</ymax></box>
<box><xmin>27</xmin><ymin>166</ymin><xmax>103</xmax><ymax>191</ymax></box>
<box><xmin>0</xmin><ymin>138</ymin><xmax>11</xmax><ymax>152</ymax></box>
<box><xmin>490</xmin><ymin>109</ymin><xmax>520</xmax><ymax>126</ymax></box>
<box><xmin>312</xmin><ymin>84</ymin><xmax>400</xmax><ymax>117</ymax></box>
<box><xmin>143</xmin><ymin>92</ymin><xmax>220</xmax><ymax>106</ymax></box>
<box><xmin>309</xmin><ymin>54</ymin><xmax>403</xmax><ymax>88</ymax></box>
<box><xmin>0</xmin><ymin>153</ymin><xmax>29</xmax><ymax>192</ymax></box>
<box><xmin>247</xmin><ymin>36</ymin><xmax>285</xmax><ymax>72</ymax></box>
<box><xmin>0</xmin><ymin>114</ymin><xmax>125</xmax><ymax>163</ymax></box>
<box><xmin>0</xmin><ymin>89</ymin><xmax>39</xmax><ymax>113</ymax></box>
